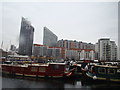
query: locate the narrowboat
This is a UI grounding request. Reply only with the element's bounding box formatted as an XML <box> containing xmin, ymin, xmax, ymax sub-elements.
<box><xmin>0</xmin><ymin>63</ymin><xmax>76</xmax><ymax>78</ymax></box>
<box><xmin>86</xmin><ymin>64</ymin><xmax>120</xmax><ymax>82</ymax></box>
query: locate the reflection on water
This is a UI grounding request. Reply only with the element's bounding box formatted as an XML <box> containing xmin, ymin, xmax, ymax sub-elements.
<box><xmin>1</xmin><ymin>75</ymin><xmax>120</xmax><ymax>89</ymax></box>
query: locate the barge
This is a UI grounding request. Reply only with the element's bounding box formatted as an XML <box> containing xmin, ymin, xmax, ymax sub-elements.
<box><xmin>86</xmin><ymin>64</ymin><xmax>120</xmax><ymax>82</ymax></box>
<box><xmin>0</xmin><ymin>63</ymin><xmax>76</xmax><ymax>78</ymax></box>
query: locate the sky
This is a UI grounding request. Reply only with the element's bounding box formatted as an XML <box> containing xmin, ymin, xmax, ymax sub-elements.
<box><xmin>1</xmin><ymin>2</ymin><xmax>118</xmax><ymax>50</ymax></box>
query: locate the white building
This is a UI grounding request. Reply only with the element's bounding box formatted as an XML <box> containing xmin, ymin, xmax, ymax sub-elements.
<box><xmin>118</xmin><ymin>46</ymin><xmax>120</xmax><ymax>60</ymax></box>
<box><xmin>95</xmin><ymin>43</ymin><xmax>98</xmax><ymax>60</ymax></box>
<box><xmin>79</xmin><ymin>49</ymin><xmax>95</xmax><ymax>60</ymax></box>
<box><xmin>110</xmin><ymin>41</ymin><xmax>117</xmax><ymax>61</ymax></box>
<box><xmin>65</xmin><ymin>49</ymin><xmax>95</xmax><ymax>60</ymax></box>
<box><xmin>89</xmin><ymin>50</ymin><xmax>95</xmax><ymax>60</ymax></box>
<box><xmin>98</xmin><ymin>38</ymin><xmax>117</xmax><ymax>61</ymax></box>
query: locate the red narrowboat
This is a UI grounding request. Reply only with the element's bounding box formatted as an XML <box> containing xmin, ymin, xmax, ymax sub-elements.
<box><xmin>0</xmin><ymin>63</ymin><xmax>75</xmax><ymax>78</ymax></box>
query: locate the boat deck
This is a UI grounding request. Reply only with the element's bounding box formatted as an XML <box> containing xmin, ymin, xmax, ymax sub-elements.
<box><xmin>94</xmin><ymin>64</ymin><xmax>120</xmax><ymax>68</ymax></box>
<box><xmin>0</xmin><ymin>63</ymin><xmax>49</xmax><ymax>67</ymax></box>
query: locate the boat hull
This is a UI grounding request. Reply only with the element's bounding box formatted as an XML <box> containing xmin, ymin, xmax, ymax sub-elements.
<box><xmin>1</xmin><ymin>63</ymin><xmax>74</xmax><ymax>78</ymax></box>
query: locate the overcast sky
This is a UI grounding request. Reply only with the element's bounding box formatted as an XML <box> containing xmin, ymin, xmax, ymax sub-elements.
<box><xmin>1</xmin><ymin>2</ymin><xmax>118</xmax><ymax>50</ymax></box>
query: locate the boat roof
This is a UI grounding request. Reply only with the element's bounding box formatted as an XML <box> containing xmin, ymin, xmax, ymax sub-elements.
<box><xmin>49</xmin><ymin>63</ymin><xmax>66</xmax><ymax>65</ymax></box>
<box><xmin>2</xmin><ymin>64</ymin><xmax>29</xmax><ymax>67</ymax></box>
<box><xmin>1</xmin><ymin>63</ymin><xmax>67</xmax><ymax>67</ymax></box>
<box><xmin>2</xmin><ymin>63</ymin><xmax>49</xmax><ymax>67</ymax></box>
<box><xmin>94</xmin><ymin>65</ymin><xmax>120</xmax><ymax>68</ymax></box>
<box><xmin>30</xmin><ymin>64</ymin><xmax>49</xmax><ymax>66</ymax></box>
<box><xmin>8</xmin><ymin>55</ymin><xmax>29</xmax><ymax>58</ymax></box>
<box><xmin>77</xmin><ymin>64</ymin><xmax>81</xmax><ymax>67</ymax></box>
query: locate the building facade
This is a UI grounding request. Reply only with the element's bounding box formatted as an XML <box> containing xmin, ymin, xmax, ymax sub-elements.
<box><xmin>65</xmin><ymin>49</ymin><xmax>95</xmax><ymax>60</ymax></box>
<box><xmin>98</xmin><ymin>38</ymin><xmax>117</xmax><ymax>61</ymax></box>
<box><xmin>18</xmin><ymin>17</ymin><xmax>34</xmax><ymax>56</ymax></box>
<box><xmin>66</xmin><ymin>49</ymin><xmax>79</xmax><ymax>60</ymax></box>
<box><xmin>47</xmin><ymin>47</ymin><xmax>62</xmax><ymax>60</ymax></box>
<box><xmin>32</xmin><ymin>44</ymin><xmax>47</xmax><ymax>57</ymax></box>
<box><xmin>43</xmin><ymin>27</ymin><xmax>58</xmax><ymax>47</ymax></box>
<box><xmin>57</xmin><ymin>39</ymin><xmax>95</xmax><ymax>50</ymax></box>
<box><xmin>79</xmin><ymin>49</ymin><xmax>95</xmax><ymax>60</ymax></box>
<box><xmin>33</xmin><ymin>44</ymin><xmax>95</xmax><ymax>61</ymax></box>
<box><xmin>95</xmin><ymin>43</ymin><xmax>99</xmax><ymax>60</ymax></box>
<box><xmin>110</xmin><ymin>41</ymin><xmax>117</xmax><ymax>61</ymax></box>
<box><xmin>10</xmin><ymin>45</ymin><xmax>16</xmax><ymax>51</ymax></box>
<box><xmin>57</xmin><ymin>39</ymin><xmax>95</xmax><ymax>60</ymax></box>
<box><xmin>32</xmin><ymin>44</ymin><xmax>66</xmax><ymax>60</ymax></box>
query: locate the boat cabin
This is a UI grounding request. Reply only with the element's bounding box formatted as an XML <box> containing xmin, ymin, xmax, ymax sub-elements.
<box><xmin>1</xmin><ymin>63</ymin><xmax>73</xmax><ymax>78</ymax></box>
<box><xmin>87</xmin><ymin>65</ymin><xmax>120</xmax><ymax>82</ymax></box>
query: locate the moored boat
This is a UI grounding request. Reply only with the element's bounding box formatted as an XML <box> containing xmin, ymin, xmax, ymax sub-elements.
<box><xmin>86</xmin><ymin>64</ymin><xmax>120</xmax><ymax>82</ymax></box>
<box><xmin>0</xmin><ymin>63</ymin><xmax>76</xmax><ymax>78</ymax></box>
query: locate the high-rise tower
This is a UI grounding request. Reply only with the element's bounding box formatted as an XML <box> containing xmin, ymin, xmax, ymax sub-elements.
<box><xmin>43</xmin><ymin>27</ymin><xmax>58</xmax><ymax>47</ymax></box>
<box><xmin>98</xmin><ymin>38</ymin><xmax>117</xmax><ymax>61</ymax></box>
<box><xmin>18</xmin><ymin>17</ymin><xmax>34</xmax><ymax>56</ymax></box>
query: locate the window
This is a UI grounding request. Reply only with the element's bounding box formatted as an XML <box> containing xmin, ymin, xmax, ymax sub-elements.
<box><xmin>98</xmin><ymin>68</ymin><xmax>106</xmax><ymax>74</ymax></box>
<box><xmin>21</xmin><ymin>68</ymin><xmax>24</xmax><ymax>72</ymax></box>
<box><xmin>39</xmin><ymin>67</ymin><xmax>46</xmax><ymax>72</ymax></box>
<box><xmin>31</xmin><ymin>67</ymin><xmax>37</xmax><ymax>72</ymax></box>
<box><xmin>108</xmin><ymin>69</ymin><xmax>115</xmax><ymax>74</ymax></box>
<box><xmin>65</xmin><ymin>65</ymin><xmax>69</xmax><ymax>71</ymax></box>
<box><xmin>54</xmin><ymin>65</ymin><xmax>59</xmax><ymax>69</ymax></box>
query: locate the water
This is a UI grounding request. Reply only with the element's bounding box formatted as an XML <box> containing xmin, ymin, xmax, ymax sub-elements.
<box><xmin>1</xmin><ymin>75</ymin><xmax>120</xmax><ymax>89</ymax></box>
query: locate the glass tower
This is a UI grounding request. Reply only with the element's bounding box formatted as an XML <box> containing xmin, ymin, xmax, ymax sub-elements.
<box><xmin>43</xmin><ymin>27</ymin><xmax>58</xmax><ymax>47</ymax></box>
<box><xmin>18</xmin><ymin>17</ymin><xmax>34</xmax><ymax>56</ymax></box>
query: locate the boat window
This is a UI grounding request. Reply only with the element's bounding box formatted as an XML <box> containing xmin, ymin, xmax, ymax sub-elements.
<box><xmin>39</xmin><ymin>67</ymin><xmax>46</xmax><ymax>72</ymax></box>
<box><xmin>117</xmin><ymin>69</ymin><xmax>120</xmax><ymax>73</ymax></box>
<box><xmin>65</xmin><ymin>65</ymin><xmax>69</xmax><ymax>71</ymax></box>
<box><xmin>21</xmin><ymin>68</ymin><xmax>24</xmax><ymax>72</ymax></box>
<box><xmin>54</xmin><ymin>65</ymin><xmax>59</xmax><ymax>69</ymax></box>
<box><xmin>108</xmin><ymin>69</ymin><xmax>115</xmax><ymax>74</ymax></box>
<box><xmin>31</xmin><ymin>67</ymin><xmax>37</xmax><ymax>72</ymax></box>
<box><xmin>98</xmin><ymin>68</ymin><xmax>106</xmax><ymax>74</ymax></box>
